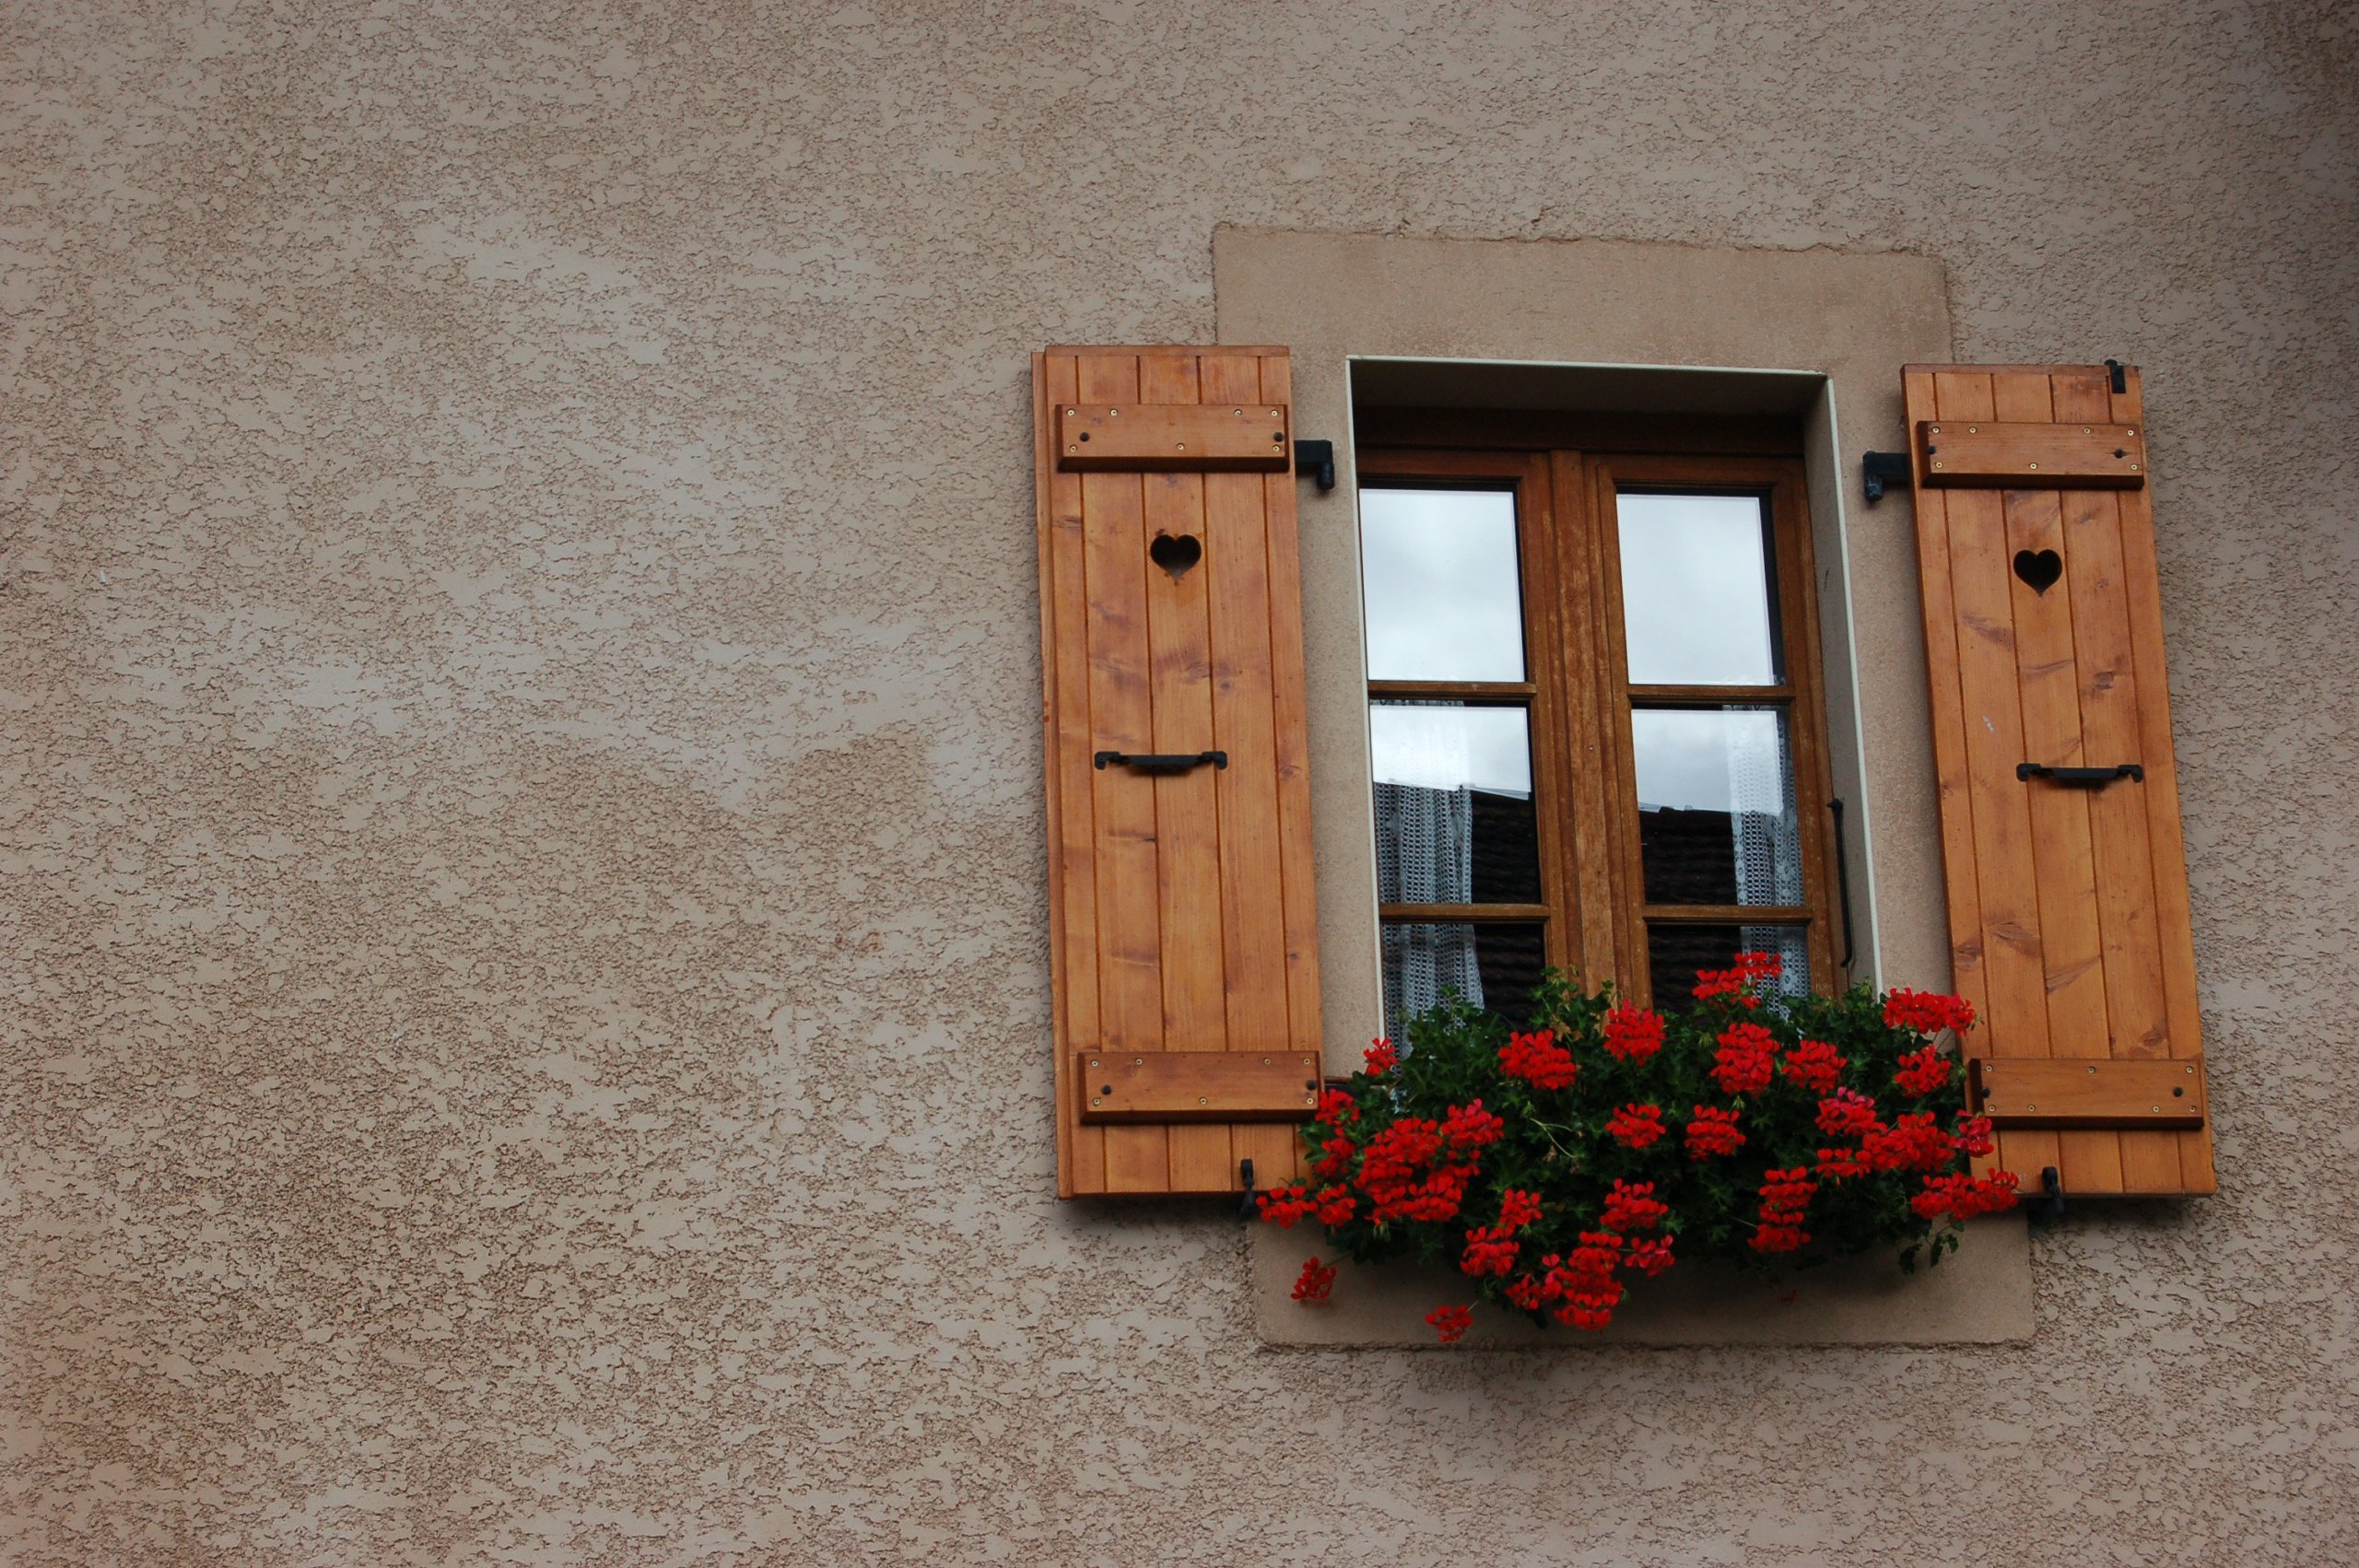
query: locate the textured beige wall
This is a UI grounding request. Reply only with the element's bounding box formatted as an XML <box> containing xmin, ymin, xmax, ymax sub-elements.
<box><xmin>4</xmin><ymin>3</ymin><xmax>2354</xmax><ymax>1564</ymax></box>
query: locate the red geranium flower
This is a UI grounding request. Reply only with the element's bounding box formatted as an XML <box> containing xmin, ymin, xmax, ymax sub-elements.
<box><xmin>1781</xmin><ymin>1038</ymin><xmax>1845</xmax><ymax>1094</ymax></box>
<box><xmin>1601</xmin><ymin>1178</ymin><xmax>1670</xmax><ymax>1233</ymax></box>
<box><xmin>1364</xmin><ymin>1038</ymin><xmax>1398</xmax><ymax>1076</ymax></box>
<box><xmin>1606</xmin><ymin>1103</ymin><xmax>1667</xmax><ymax>1150</ymax></box>
<box><xmin>1426</xmin><ymin>1304</ymin><xmax>1474</xmax><ymax>1343</ymax></box>
<box><xmin>1498</xmin><ymin>1029</ymin><xmax>1578</xmax><ymax>1090</ymax></box>
<box><xmin>1684</xmin><ymin>1105</ymin><xmax>1746</xmax><ymax>1158</ymax></box>
<box><xmin>1895</xmin><ymin>1046</ymin><xmax>1954</xmax><ymax>1096</ymax></box>
<box><xmin>1292</xmin><ymin>1256</ymin><xmax>1337</xmax><ymax>1303</ymax></box>
<box><xmin>1884</xmin><ymin>988</ymin><xmax>1976</xmax><ymax>1035</ymax></box>
<box><xmin>1602</xmin><ymin>1004</ymin><xmax>1666</xmax><ymax>1063</ymax></box>
<box><xmin>1712</xmin><ymin>1022</ymin><xmax>1778</xmax><ymax>1096</ymax></box>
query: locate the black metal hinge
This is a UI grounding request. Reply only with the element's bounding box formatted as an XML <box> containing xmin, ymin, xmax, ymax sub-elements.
<box><xmin>1295</xmin><ymin>439</ymin><xmax>1335</xmax><ymax>491</ymax></box>
<box><xmin>1862</xmin><ymin>450</ymin><xmax>1911</xmax><ymax>505</ymax></box>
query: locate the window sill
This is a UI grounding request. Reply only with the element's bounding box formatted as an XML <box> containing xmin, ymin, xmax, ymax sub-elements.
<box><xmin>1250</xmin><ymin>1216</ymin><xmax>2031</xmax><ymax>1347</ymax></box>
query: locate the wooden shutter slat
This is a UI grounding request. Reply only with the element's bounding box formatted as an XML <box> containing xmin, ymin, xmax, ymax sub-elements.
<box><xmin>1995</xmin><ymin>370</ymin><xmax>2124</xmax><ymax>1195</ymax></box>
<box><xmin>2110</xmin><ymin>368</ymin><xmax>2213</xmax><ymax>1193</ymax></box>
<box><xmin>1038</xmin><ymin>345</ymin><xmax>1321</xmax><ymax>1198</ymax></box>
<box><xmin>1906</xmin><ymin>361</ymin><xmax>2214</xmax><ymax>1198</ymax></box>
<box><xmin>1040</xmin><ymin>352</ymin><xmax>1106</xmax><ymax>1195</ymax></box>
<box><xmin>1138</xmin><ymin>350</ymin><xmax>1233</xmax><ymax>1195</ymax></box>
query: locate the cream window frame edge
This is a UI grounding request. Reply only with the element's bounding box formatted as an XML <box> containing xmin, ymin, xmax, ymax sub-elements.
<box><xmin>1213</xmin><ymin>228</ymin><xmax>2032</xmax><ymax>1349</ymax></box>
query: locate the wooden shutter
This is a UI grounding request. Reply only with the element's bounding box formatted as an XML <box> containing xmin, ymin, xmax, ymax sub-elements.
<box><xmin>1035</xmin><ymin>345</ymin><xmax>1322</xmax><ymax>1198</ymax></box>
<box><xmin>1905</xmin><ymin>362</ymin><xmax>2213</xmax><ymax>1197</ymax></box>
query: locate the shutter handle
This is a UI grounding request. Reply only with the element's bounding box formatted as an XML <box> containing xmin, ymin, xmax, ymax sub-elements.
<box><xmin>2017</xmin><ymin>763</ymin><xmax>2143</xmax><ymax>788</ymax></box>
<box><xmin>1094</xmin><ymin>750</ymin><xmax>1228</xmax><ymax>774</ymax></box>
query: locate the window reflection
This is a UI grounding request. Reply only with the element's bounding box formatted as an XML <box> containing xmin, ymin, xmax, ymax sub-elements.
<box><xmin>1370</xmin><ymin>703</ymin><xmax>1541</xmax><ymax>906</ymax></box>
<box><xmin>1617</xmin><ymin>492</ymin><xmax>1779</xmax><ymax>685</ymax></box>
<box><xmin>1381</xmin><ymin>921</ymin><xmax>1545</xmax><ymax>1044</ymax></box>
<box><xmin>1360</xmin><ymin>488</ymin><xmax>1526</xmax><ymax>682</ymax></box>
<box><xmin>1631</xmin><ymin>707</ymin><xmax>1803</xmax><ymax>907</ymax></box>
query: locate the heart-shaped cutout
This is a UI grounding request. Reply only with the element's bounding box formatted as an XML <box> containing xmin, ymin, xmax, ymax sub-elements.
<box><xmin>2013</xmin><ymin>547</ymin><xmax>2063</xmax><ymax>595</ymax></box>
<box><xmin>1150</xmin><ymin>532</ymin><xmax>1203</xmax><ymax>581</ymax></box>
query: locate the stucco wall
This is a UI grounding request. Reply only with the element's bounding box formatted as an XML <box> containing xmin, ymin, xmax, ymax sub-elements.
<box><xmin>4</xmin><ymin>3</ymin><xmax>2353</xmax><ymax>1563</ymax></box>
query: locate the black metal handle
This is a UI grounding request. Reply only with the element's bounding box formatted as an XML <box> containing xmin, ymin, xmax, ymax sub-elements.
<box><xmin>1095</xmin><ymin>750</ymin><xmax>1227</xmax><ymax>773</ymax></box>
<box><xmin>2017</xmin><ymin>762</ymin><xmax>2143</xmax><ymax>788</ymax></box>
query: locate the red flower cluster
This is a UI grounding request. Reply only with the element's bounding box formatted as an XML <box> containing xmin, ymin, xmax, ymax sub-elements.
<box><xmin>1814</xmin><ymin>1145</ymin><xmax>1872</xmax><ymax>1179</ymax></box>
<box><xmin>1547</xmin><ymin>1234</ymin><xmax>1626</xmax><ymax>1329</ymax></box>
<box><xmin>1364</xmin><ymin>1038</ymin><xmax>1398</xmax><ymax>1076</ymax></box>
<box><xmin>1815</xmin><ymin>1088</ymin><xmax>1880</xmax><ymax>1138</ymax></box>
<box><xmin>1684</xmin><ymin>1105</ymin><xmax>1745</xmax><ymax>1159</ymax></box>
<box><xmin>1911</xmin><ymin>1169</ymin><xmax>2020</xmax><ymax>1222</ymax></box>
<box><xmin>1894</xmin><ymin>1046</ymin><xmax>1954</xmax><ymax>1096</ymax></box>
<box><xmin>1884</xmin><ymin>988</ymin><xmax>1976</xmax><ymax>1035</ymax></box>
<box><xmin>1624</xmin><ymin>1235</ymin><xmax>1676</xmax><ymax>1277</ymax></box>
<box><xmin>1781</xmin><ymin>1038</ymin><xmax>1846</xmax><ymax>1094</ymax></box>
<box><xmin>1750</xmin><ymin>1167</ymin><xmax>1817</xmax><ymax>1254</ymax></box>
<box><xmin>1862</xmin><ymin>1111</ymin><xmax>1955</xmax><ymax>1174</ymax></box>
<box><xmin>1602</xmin><ymin>1004</ymin><xmax>1666</xmax><ymax>1063</ymax></box>
<box><xmin>1261</xmin><ymin>1182</ymin><xmax>1357</xmax><ymax>1226</ymax></box>
<box><xmin>1314</xmin><ymin>1087</ymin><xmax>1357</xmax><ymax>1126</ymax></box>
<box><xmin>1426</xmin><ymin>1304</ymin><xmax>1473</xmax><ymax>1343</ymax></box>
<box><xmin>1694</xmin><ymin>950</ymin><xmax>1784</xmax><ymax>1005</ymax></box>
<box><xmin>1312</xmin><ymin>1131</ymin><xmax>1356</xmax><ymax>1180</ymax></box>
<box><xmin>1459</xmin><ymin>1186</ymin><xmax>1541</xmax><ymax>1279</ymax></box>
<box><xmin>1498</xmin><ymin>1028</ymin><xmax>1578</xmax><ymax>1090</ymax></box>
<box><xmin>1711</xmin><ymin>1022</ymin><xmax>1778</xmax><ymax>1096</ymax></box>
<box><xmin>1356</xmin><ymin>1102</ymin><xmax>1505</xmax><ymax>1223</ymax></box>
<box><xmin>1955</xmin><ymin>1112</ymin><xmax>1996</xmax><ymax>1159</ymax></box>
<box><xmin>1605</xmin><ymin>1102</ymin><xmax>1667</xmax><ymax>1149</ymax></box>
<box><xmin>1601</xmin><ymin>1179</ymin><xmax>1669</xmax><ymax>1233</ymax></box>
<box><xmin>1292</xmin><ymin>1256</ymin><xmax>1338</xmax><ymax>1303</ymax></box>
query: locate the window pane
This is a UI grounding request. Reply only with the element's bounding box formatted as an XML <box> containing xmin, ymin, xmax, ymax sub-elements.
<box><xmin>1360</xmin><ymin>488</ymin><xmax>1526</xmax><ymax>682</ymax></box>
<box><xmin>1645</xmin><ymin>923</ymin><xmax>1811</xmax><ymax>1012</ymax></box>
<box><xmin>1631</xmin><ymin>707</ymin><xmax>1804</xmax><ymax>907</ymax></box>
<box><xmin>1617</xmin><ymin>492</ymin><xmax>1779</xmax><ymax>685</ymax></box>
<box><xmin>1381</xmin><ymin>921</ymin><xmax>1545</xmax><ymax>1044</ymax></box>
<box><xmin>1371</xmin><ymin>704</ymin><xmax>1541</xmax><ymax>906</ymax></box>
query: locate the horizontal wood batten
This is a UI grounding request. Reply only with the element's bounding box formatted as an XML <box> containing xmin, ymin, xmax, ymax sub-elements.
<box><xmin>1379</xmin><ymin>903</ymin><xmax>1553</xmax><ymax>923</ymax></box>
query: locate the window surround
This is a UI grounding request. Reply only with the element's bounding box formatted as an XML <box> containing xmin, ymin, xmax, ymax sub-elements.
<box><xmin>1213</xmin><ymin>228</ymin><xmax>2033</xmax><ymax>1347</ymax></box>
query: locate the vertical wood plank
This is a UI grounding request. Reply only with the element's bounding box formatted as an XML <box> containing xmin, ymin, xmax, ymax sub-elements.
<box><xmin>2110</xmin><ymin>369</ymin><xmax>2212</xmax><ymax>1193</ymax></box>
<box><xmin>1203</xmin><ymin>351</ymin><xmax>1302</xmax><ymax>1189</ymax></box>
<box><xmin>1040</xmin><ymin>353</ymin><xmax>1104</xmax><ymax>1195</ymax></box>
<box><xmin>1932</xmin><ymin>369</ymin><xmax>2060</xmax><ymax>1186</ymax></box>
<box><xmin>1546</xmin><ymin>452</ymin><xmax>1622</xmax><ymax>994</ymax></box>
<box><xmin>1260</xmin><ymin>352</ymin><xmax>1323</xmax><ymax>1093</ymax></box>
<box><xmin>1078</xmin><ymin>352</ymin><xmax>1171</xmax><ymax>1194</ymax></box>
<box><xmin>1995</xmin><ymin>371</ymin><xmax>2121</xmax><ymax>1194</ymax></box>
<box><xmin>2053</xmin><ymin>370</ymin><xmax>2179</xmax><ymax>1193</ymax></box>
<box><xmin>1139</xmin><ymin>351</ymin><xmax>1232</xmax><ymax>1195</ymax></box>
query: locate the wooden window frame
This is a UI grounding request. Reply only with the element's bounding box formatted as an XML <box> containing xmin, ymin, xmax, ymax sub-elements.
<box><xmin>1359</xmin><ymin>436</ymin><xmax>1844</xmax><ymax>1013</ymax></box>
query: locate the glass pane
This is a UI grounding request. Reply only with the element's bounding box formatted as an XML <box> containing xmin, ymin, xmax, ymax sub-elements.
<box><xmin>1369</xmin><ymin>703</ymin><xmax>1541</xmax><ymax>905</ymax></box>
<box><xmin>1617</xmin><ymin>492</ymin><xmax>1779</xmax><ymax>685</ymax></box>
<box><xmin>1646</xmin><ymin>923</ymin><xmax>1811</xmax><ymax>1013</ymax></box>
<box><xmin>1631</xmin><ymin>707</ymin><xmax>1804</xmax><ymax>907</ymax></box>
<box><xmin>1360</xmin><ymin>487</ymin><xmax>1526</xmax><ymax>682</ymax></box>
<box><xmin>1381</xmin><ymin>921</ymin><xmax>1545</xmax><ymax>1044</ymax></box>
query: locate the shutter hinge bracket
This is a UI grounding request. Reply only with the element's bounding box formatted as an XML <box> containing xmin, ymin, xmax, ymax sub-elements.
<box><xmin>1238</xmin><ymin>1157</ymin><xmax>1257</xmax><ymax>1220</ymax></box>
<box><xmin>1295</xmin><ymin>439</ymin><xmax>1335</xmax><ymax>491</ymax></box>
<box><xmin>1861</xmin><ymin>450</ymin><xmax>1911</xmax><ymax>504</ymax></box>
<box><xmin>2025</xmin><ymin>1164</ymin><xmax>2065</xmax><ymax>1223</ymax></box>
